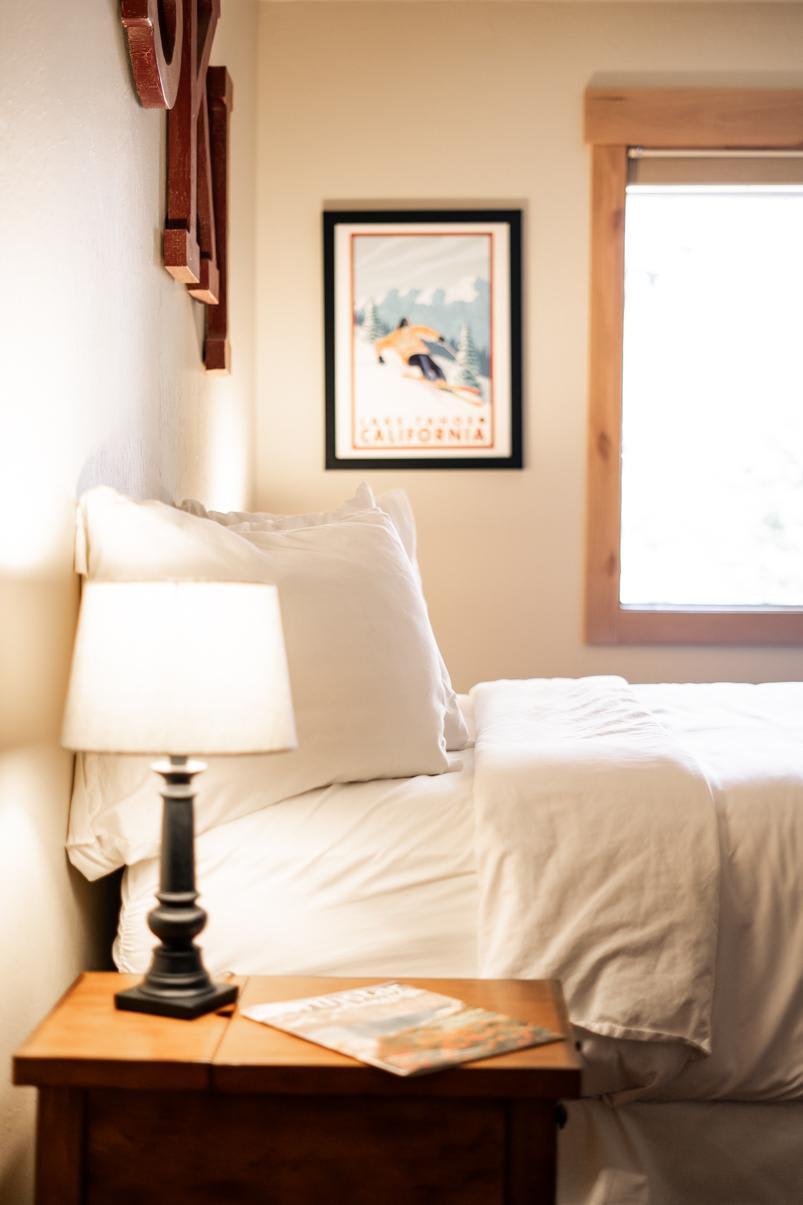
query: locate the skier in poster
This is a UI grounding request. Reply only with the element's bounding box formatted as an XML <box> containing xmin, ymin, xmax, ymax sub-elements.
<box><xmin>375</xmin><ymin>318</ymin><xmax>449</xmax><ymax>384</ymax></box>
<box><xmin>374</xmin><ymin>317</ymin><xmax>484</xmax><ymax>404</ymax></box>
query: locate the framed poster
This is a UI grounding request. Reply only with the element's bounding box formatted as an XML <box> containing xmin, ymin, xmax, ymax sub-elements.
<box><xmin>324</xmin><ymin>209</ymin><xmax>522</xmax><ymax>469</ymax></box>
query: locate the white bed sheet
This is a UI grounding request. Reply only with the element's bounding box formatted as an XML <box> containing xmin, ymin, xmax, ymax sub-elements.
<box><xmin>560</xmin><ymin>1099</ymin><xmax>803</xmax><ymax>1205</ymax></box>
<box><xmin>115</xmin><ymin>750</ymin><xmax>478</xmax><ymax>979</ymax></box>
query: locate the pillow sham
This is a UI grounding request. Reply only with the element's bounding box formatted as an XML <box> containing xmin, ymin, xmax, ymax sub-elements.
<box><xmin>374</xmin><ymin>489</ymin><xmax>418</xmax><ymax>572</ymax></box>
<box><xmin>180</xmin><ymin>483</ymin><xmax>374</xmax><ymax>529</ymax></box>
<box><xmin>67</xmin><ymin>487</ymin><xmax>449</xmax><ymax>879</ymax></box>
<box><xmin>372</xmin><ymin>488</ymin><xmax>468</xmax><ymax>751</ymax></box>
<box><xmin>180</xmin><ymin>486</ymin><xmax>469</xmax><ymax>752</ymax></box>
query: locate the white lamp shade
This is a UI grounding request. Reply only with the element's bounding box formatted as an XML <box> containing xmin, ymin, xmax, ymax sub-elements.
<box><xmin>62</xmin><ymin>581</ymin><xmax>297</xmax><ymax>756</ymax></box>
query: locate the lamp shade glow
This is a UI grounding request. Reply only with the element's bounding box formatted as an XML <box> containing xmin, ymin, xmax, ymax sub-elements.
<box><xmin>62</xmin><ymin>580</ymin><xmax>297</xmax><ymax>756</ymax></box>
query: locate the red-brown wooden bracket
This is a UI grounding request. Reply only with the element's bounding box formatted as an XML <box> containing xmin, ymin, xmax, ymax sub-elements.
<box><xmin>163</xmin><ymin>0</ymin><xmax>220</xmax><ymax>287</ymax></box>
<box><xmin>121</xmin><ymin>0</ymin><xmax>184</xmax><ymax>109</ymax></box>
<box><xmin>204</xmin><ymin>67</ymin><xmax>233</xmax><ymax>371</ymax></box>
<box><xmin>121</xmin><ymin>0</ymin><xmax>231</xmax><ymax>372</ymax></box>
<box><xmin>188</xmin><ymin>72</ymin><xmax>221</xmax><ymax>305</ymax></box>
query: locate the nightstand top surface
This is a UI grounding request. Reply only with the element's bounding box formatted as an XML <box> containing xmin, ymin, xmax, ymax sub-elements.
<box><xmin>14</xmin><ymin>972</ymin><xmax>582</xmax><ymax>1099</ymax></box>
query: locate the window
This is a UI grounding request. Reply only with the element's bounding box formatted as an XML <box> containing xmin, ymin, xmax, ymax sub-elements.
<box><xmin>584</xmin><ymin>87</ymin><xmax>803</xmax><ymax>644</ymax></box>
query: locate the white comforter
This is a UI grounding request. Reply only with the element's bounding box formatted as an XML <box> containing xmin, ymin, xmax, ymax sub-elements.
<box><xmin>636</xmin><ymin>682</ymin><xmax>803</xmax><ymax>1104</ymax></box>
<box><xmin>471</xmin><ymin>677</ymin><xmax>719</xmax><ymax>1055</ymax></box>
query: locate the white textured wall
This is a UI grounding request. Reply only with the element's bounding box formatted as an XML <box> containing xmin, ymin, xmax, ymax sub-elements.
<box><xmin>0</xmin><ymin>1</ymin><xmax>257</xmax><ymax>1200</ymax></box>
<box><xmin>255</xmin><ymin>1</ymin><xmax>803</xmax><ymax>689</ymax></box>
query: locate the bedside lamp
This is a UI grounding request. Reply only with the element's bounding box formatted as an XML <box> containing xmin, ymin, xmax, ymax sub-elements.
<box><xmin>62</xmin><ymin>580</ymin><xmax>296</xmax><ymax>1019</ymax></box>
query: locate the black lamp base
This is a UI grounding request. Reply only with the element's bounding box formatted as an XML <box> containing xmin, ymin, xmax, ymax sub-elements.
<box><xmin>115</xmin><ymin>979</ymin><xmax>238</xmax><ymax>1020</ymax></box>
<box><xmin>117</xmin><ymin>757</ymin><xmax>238</xmax><ymax>1021</ymax></box>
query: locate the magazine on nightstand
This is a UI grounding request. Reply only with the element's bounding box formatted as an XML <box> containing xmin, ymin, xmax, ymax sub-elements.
<box><xmin>242</xmin><ymin>981</ymin><xmax>562</xmax><ymax>1077</ymax></box>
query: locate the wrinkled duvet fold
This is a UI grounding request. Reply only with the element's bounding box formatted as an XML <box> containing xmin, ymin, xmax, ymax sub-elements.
<box><xmin>470</xmin><ymin>676</ymin><xmax>720</xmax><ymax>1055</ymax></box>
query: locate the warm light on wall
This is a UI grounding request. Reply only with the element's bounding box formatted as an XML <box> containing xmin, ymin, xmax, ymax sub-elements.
<box><xmin>0</xmin><ymin>381</ymin><xmax>80</xmax><ymax>744</ymax></box>
<box><xmin>0</xmin><ymin>387</ymin><xmax>78</xmax><ymax>574</ymax></box>
<box><xmin>204</xmin><ymin>385</ymin><xmax>253</xmax><ymax>510</ymax></box>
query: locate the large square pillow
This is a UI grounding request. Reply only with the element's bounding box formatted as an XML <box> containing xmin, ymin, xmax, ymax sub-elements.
<box><xmin>180</xmin><ymin>486</ymin><xmax>469</xmax><ymax>752</ymax></box>
<box><xmin>67</xmin><ymin>488</ymin><xmax>449</xmax><ymax>879</ymax></box>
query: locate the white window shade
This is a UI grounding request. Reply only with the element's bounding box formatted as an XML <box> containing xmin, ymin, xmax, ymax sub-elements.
<box><xmin>620</xmin><ymin>161</ymin><xmax>803</xmax><ymax>609</ymax></box>
<box><xmin>627</xmin><ymin>149</ymin><xmax>803</xmax><ymax>187</ymax></box>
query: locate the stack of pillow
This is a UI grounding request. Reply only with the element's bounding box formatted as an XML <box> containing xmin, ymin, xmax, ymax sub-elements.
<box><xmin>67</xmin><ymin>484</ymin><xmax>468</xmax><ymax>880</ymax></box>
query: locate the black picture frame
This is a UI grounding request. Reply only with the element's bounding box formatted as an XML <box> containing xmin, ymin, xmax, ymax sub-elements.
<box><xmin>324</xmin><ymin>209</ymin><xmax>522</xmax><ymax>470</ymax></box>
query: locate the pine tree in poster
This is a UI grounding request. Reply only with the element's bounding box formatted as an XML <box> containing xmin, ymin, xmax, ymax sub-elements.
<box><xmin>454</xmin><ymin>323</ymin><xmax>482</xmax><ymax>390</ymax></box>
<box><xmin>361</xmin><ymin>298</ymin><xmax>384</xmax><ymax>342</ymax></box>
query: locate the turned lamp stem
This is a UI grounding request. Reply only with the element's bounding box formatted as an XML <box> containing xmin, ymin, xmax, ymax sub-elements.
<box><xmin>115</xmin><ymin>758</ymin><xmax>238</xmax><ymax>1019</ymax></box>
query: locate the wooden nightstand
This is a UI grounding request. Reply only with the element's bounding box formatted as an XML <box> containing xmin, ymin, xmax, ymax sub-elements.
<box><xmin>14</xmin><ymin>972</ymin><xmax>582</xmax><ymax>1204</ymax></box>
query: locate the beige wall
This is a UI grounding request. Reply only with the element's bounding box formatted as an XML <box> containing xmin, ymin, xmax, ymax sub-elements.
<box><xmin>0</xmin><ymin>1</ymin><xmax>257</xmax><ymax>1199</ymax></box>
<box><xmin>255</xmin><ymin>1</ymin><xmax>803</xmax><ymax>690</ymax></box>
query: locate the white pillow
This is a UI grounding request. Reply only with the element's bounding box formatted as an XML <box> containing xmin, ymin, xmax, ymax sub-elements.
<box><xmin>180</xmin><ymin>483</ymin><xmax>374</xmax><ymax>530</ymax></box>
<box><xmin>375</xmin><ymin>490</ymin><xmax>418</xmax><ymax>567</ymax></box>
<box><xmin>371</xmin><ymin>489</ymin><xmax>468</xmax><ymax>751</ymax></box>
<box><xmin>181</xmin><ymin>487</ymin><xmax>469</xmax><ymax>752</ymax></box>
<box><xmin>67</xmin><ymin>488</ymin><xmax>449</xmax><ymax>879</ymax></box>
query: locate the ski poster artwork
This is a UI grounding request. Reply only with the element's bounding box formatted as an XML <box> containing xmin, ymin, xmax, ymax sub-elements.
<box><xmin>326</xmin><ymin>212</ymin><xmax>520</xmax><ymax>467</ymax></box>
<box><xmin>351</xmin><ymin>229</ymin><xmax>494</xmax><ymax>453</ymax></box>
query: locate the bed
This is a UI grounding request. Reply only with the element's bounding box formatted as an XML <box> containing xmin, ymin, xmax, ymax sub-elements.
<box><xmin>67</xmin><ymin>485</ymin><xmax>803</xmax><ymax>1205</ymax></box>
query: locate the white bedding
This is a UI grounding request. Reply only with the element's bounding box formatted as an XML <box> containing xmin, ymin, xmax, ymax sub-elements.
<box><xmin>114</xmin><ymin>680</ymin><xmax>803</xmax><ymax>1110</ymax></box>
<box><xmin>115</xmin><ymin>750</ymin><xmax>478</xmax><ymax>979</ymax></box>
<box><xmin>561</xmin><ymin>1099</ymin><xmax>803</xmax><ymax>1205</ymax></box>
<box><xmin>636</xmin><ymin>683</ymin><xmax>803</xmax><ymax>1105</ymax></box>
<box><xmin>472</xmin><ymin>676</ymin><xmax>719</xmax><ymax>1056</ymax></box>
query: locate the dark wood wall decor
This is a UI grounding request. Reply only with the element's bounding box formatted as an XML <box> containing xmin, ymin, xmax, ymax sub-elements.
<box><xmin>121</xmin><ymin>0</ymin><xmax>232</xmax><ymax>371</ymax></box>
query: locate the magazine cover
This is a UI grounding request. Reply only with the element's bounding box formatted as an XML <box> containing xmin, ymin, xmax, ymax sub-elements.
<box><xmin>243</xmin><ymin>982</ymin><xmax>561</xmax><ymax>1077</ymax></box>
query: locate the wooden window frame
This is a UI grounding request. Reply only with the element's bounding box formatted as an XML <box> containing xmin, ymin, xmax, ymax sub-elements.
<box><xmin>584</xmin><ymin>87</ymin><xmax>803</xmax><ymax>645</ymax></box>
